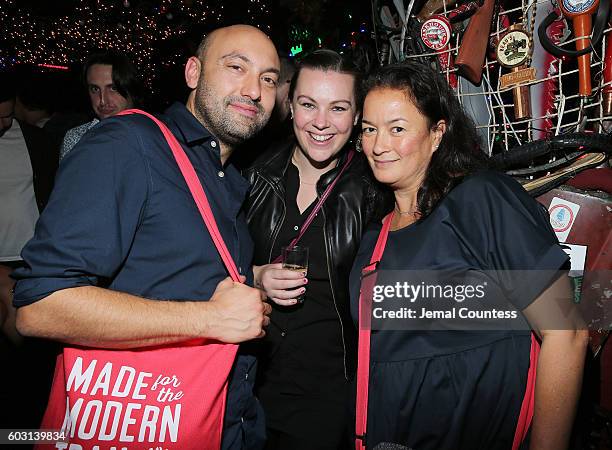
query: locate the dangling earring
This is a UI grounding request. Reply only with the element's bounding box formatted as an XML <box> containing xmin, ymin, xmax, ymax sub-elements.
<box><xmin>290</xmin><ymin>108</ymin><xmax>294</xmax><ymax>120</ymax></box>
<box><xmin>356</xmin><ymin>135</ymin><xmax>363</xmax><ymax>152</ymax></box>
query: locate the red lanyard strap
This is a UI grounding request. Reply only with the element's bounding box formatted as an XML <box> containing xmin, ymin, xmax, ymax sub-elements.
<box><xmin>117</xmin><ymin>109</ymin><xmax>241</xmax><ymax>283</ymax></box>
<box><xmin>355</xmin><ymin>212</ymin><xmax>394</xmax><ymax>450</ymax></box>
<box><xmin>271</xmin><ymin>150</ymin><xmax>355</xmax><ymax>264</ymax></box>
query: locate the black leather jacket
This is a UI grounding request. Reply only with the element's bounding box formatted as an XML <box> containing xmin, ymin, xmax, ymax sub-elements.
<box><xmin>243</xmin><ymin>139</ymin><xmax>392</xmax><ymax>378</ymax></box>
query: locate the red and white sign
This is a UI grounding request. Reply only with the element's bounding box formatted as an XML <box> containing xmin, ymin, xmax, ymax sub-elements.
<box><xmin>548</xmin><ymin>197</ymin><xmax>581</xmax><ymax>242</ymax></box>
<box><xmin>421</xmin><ymin>16</ymin><xmax>451</xmax><ymax>51</ymax></box>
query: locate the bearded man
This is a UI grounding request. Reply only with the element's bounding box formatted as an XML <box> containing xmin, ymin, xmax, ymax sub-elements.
<box><xmin>13</xmin><ymin>25</ymin><xmax>280</xmax><ymax>450</ymax></box>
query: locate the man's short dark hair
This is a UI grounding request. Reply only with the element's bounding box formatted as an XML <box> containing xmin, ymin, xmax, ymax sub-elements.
<box><xmin>83</xmin><ymin>50</ymin><xmax>144</xmax><ymax>107</ymax></box>
<box><xmin>196</xmin><ymin>34</ymin><xmax>211</xmax><ymax>60</ymax></box>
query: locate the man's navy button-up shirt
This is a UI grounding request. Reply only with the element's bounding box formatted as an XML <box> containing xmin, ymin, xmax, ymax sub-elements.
<box><xmin>13</xmin><ymin>102</ymin><xmax>264</xmax><ymax>449</ymax></box>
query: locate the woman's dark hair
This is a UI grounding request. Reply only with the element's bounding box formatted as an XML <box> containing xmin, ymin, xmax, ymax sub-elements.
<box><xmin>363</xmin><ymin>60</ymin><xmax>490</xmax><ymax>217</ymax></box>
<box><xmin>289</xmin><ymin>49</ymin><xmax>363</xmax><ymax>108</ymax></box>
<box><xmin>83</xmin><ymin>50</ymin><xmax>144</xmax><ymax>107</ymax></box>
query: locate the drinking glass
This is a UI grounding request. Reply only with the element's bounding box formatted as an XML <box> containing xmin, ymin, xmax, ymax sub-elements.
<box><xmin>282</xmin><ymin>246</ymin><xmax>309</xmax><ymax>303</ymax></box>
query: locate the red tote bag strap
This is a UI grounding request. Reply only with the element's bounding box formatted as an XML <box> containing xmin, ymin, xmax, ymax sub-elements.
<box><xmin>512</xmin><ymin>332</ymin><xmax>541</xmax><ymax>450</ymax></box>
<box><xmin>271</xmin><ymin>150</ymin><xmax>355</xmax><ymax>264</ymax></box>
<box><xmin>117</xmin><ymin>109</ymin><xmax>241</xmax><ymax>282</ymax></box>
<box><xmin>355</xmin><ymin>212</ymin><xmax>394</xmax><ymax>450</ymax></box>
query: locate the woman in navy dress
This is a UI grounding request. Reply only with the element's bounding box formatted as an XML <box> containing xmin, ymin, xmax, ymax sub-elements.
<box><xmin>349</xmin><ymin>61</ymin><xmax>589</xmax><ymax>450</ymax></box>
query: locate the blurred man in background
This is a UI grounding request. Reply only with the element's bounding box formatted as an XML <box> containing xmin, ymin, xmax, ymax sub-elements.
<box><xmin>60</xmin><ymin>49</ymin><xmax>144</xmax><ymax>159</ymax></box>
<box><xmin>0</xmin><ymin>72</ymin><xmax>59</xmax><ymax>428</ymax></box>
<box><xmin>14</xmin><ymin>69</ymin><xmax>87</xmax><ymax>145</ymax></box>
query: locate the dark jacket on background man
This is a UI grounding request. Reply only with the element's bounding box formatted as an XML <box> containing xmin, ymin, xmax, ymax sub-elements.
<box><xmin>243</xmin><ymin>138</ymin><xmax>392</xmax><ymax>377</ymax></box>
<box><xmin>19</xmin><ymin>119</ymin><xmax>59</xmax><ymax>212</ymax></box>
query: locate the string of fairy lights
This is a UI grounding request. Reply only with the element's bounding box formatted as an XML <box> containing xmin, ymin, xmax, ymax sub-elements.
<box><xmin>0</xmin><ymin>0</ymin><xmax>272</xmax><ymax>87</ymax></box>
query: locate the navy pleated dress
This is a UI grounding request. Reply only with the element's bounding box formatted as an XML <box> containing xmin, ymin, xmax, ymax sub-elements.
<box><xmin>348</xmin><ymin>172</ymin><xmax>569</xmax><ymax>450</ymax></box>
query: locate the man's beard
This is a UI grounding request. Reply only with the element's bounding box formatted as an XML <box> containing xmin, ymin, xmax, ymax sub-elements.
<box><xmin>194</xmin><ymin>78</ymin><xmax>269</xmax><ymax>146</ymax></box>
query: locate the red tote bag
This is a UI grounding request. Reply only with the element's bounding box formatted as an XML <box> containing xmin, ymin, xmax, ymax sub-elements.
<box><xmin>37</xmin><ymin>109</ymin><xmax>241</xmax><ymax>450</ymax></box>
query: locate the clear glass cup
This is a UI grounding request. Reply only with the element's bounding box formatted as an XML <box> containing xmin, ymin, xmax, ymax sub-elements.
<box><xmin>282</xmin><ymin>245</ymin><xmax>309</xmax><ymax>303</ymax></box>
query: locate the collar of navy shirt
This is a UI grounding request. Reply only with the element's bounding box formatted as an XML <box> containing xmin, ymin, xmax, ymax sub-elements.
<box><xmin>162</xmin><ymin>102</ymin><xmax>250</xmax><ymax>209</ymax></box>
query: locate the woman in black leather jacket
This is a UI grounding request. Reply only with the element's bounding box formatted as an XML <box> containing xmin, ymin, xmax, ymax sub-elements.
<box><xmin>243</xmin><ymin>50</ymin><xmax>391</xmax><ymax>449</ymax></box>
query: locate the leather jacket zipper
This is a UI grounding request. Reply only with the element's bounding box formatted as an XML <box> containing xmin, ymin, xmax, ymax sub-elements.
<box><xmin>321</xmin><ymin>206</ymin><xmax>349</xmax><ymax>381</ymax></box>
<box><xmin>259</xmin><ymin>174</ymin><xmax>287</xmax><ymax>264</ymax></box>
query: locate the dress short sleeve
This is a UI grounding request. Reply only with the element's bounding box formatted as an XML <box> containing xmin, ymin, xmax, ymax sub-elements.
<box><xmin>444</xmin><ymin>171</ymin><xmax>569</xmax><ymax>309</ymax></box>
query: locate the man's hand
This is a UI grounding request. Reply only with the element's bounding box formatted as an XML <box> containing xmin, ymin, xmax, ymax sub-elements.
<box><xmin>204</xmin><ymin>276</ymin><xmax>272</xmax><ymax>343</ymax></box>
<box><xmin>253</xmin><ymin>264</ymin><xmax>307</xmax><ymax>306</ymax></box>
<box><xmin>16</xmin><ymin>278</ymin><xmax>272</xmax><ymax>349</ymax></box>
